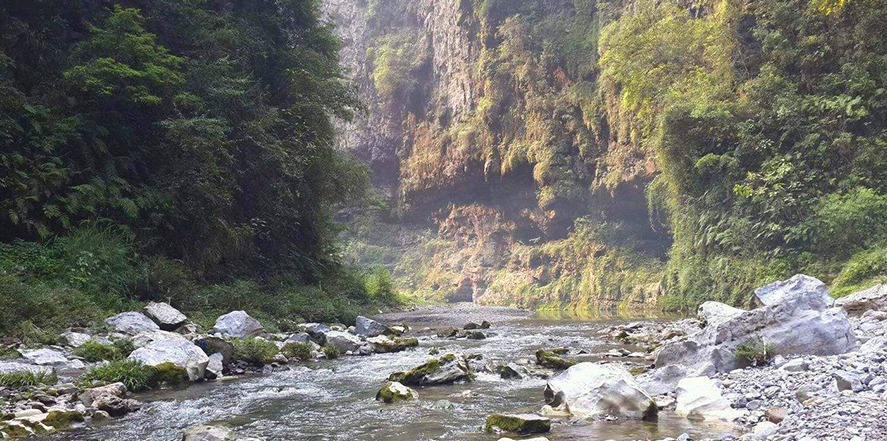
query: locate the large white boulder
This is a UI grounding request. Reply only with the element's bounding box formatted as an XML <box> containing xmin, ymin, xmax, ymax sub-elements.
<box><xmin>212</xmin><ymin>311</ymin><xmax>263</xmax><ymax>338</ymax></box>
<box><xmin>106</xmin><ymin>312</ymin><xmax>160</xmax><ymax>335</ymax></box>
<box><xmin>355</xmin><ymin>316</ymin><xmax>387</xmax><ymax>337</ymax></box>
<box><xmin>144</xmin><ymin>302</ymin><xmax>187</xmax><ymax>331</ymax></box>
<box><xmin>20</xmin><ymin>348</ymin><xmax>68</xmax><ymax>366</ymax></box>
<box><xmin>325</xmin><ymin>331</ymin><xmax>362</xmax><ymax>353</ymax></box>
<box><xmin>655</xmin><ymin>275</ymin><xmax>856</xmax><ymax>375</ymax></box>
<box><xmin>128</xmin><ymin>339</ymin><xmax>209</xmax><ymax>381</ymax></box>
<box><xmin>543</xmin><ymin>363</ymin><xmax>657</xmax><ymax>420</ymax></box>
<box><xmin>836</xmin><ymin>283</ymin><xmax>887</xmax><ymax>316</ymax></box>
<box><xmin>0</xmin><ymin>361</ymin><xmax>53</xmax><ymax>376</ymax></box>
<box><xmin>697</xmin><ymin>302</ymin><xmax>744</xmax><ymax>327</ymax></box>
<box><xmin>132</xmin><ymin>330</ymin><xmax>188</xmax><ymax>348</ymax></box>
<box><xmin>675</xmin><ymin>376</ymin><xmax>745</xmax><ymax>421</ymax></box>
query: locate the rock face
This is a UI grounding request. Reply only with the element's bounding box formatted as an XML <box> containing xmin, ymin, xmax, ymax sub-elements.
<box><xmin>212</xmin><ymin>311</ymin><xmax>263</xmax><ymax>338</ymax></box>
<box><xmin>389</xmin><ymin>354</ymin><xmax>472</xmax><ymax>386</ymax></box>
<box><xmin>144</xmin><ymin>302</ymin><xmax>188</xmax><ymax>331</ymax></box>
<box><xmin>655</xmin><ymin>275</ymin><xmax>856</xmax><ymax>375</ymax></box>
<box><xmin>375</xmin><ymin>381</ymin><xmax>418</xmax><ymax>403</ymax></box>
<box><xmin>675</xmin><ymin>377</ymin><xmax>745</xmax><ymax>421</ymax></box>
<box><xmin>105</xmin><ymin>312</ymin><xmax>160</xmax><ymax>335</ymax></box>
<box><xmin>543</xmin><ymin>363</ymin><xmax>657</xmax><ymax>420</ymax></box>
<box><xmin>128</xmin><ymin>340</ymin><xmax>210</xmax><ymax>381</ymax></box>
<box><xmin>485</xmin><ymin>414</ymin><xmax>551</xmax><ymax>435</ymax></box>
<box><xmin>697</xmin><ymin>301</ymin><xmax>745</xmax><ymax>327</ymax></box>
<box><xmin>836</xmin><ymin>283</ymin><xmax>887</xmax><ymax>316</ymax></box>
<box><xmin>355</xmin><ymin>316</ymin><xmax>388</xmax><ymax>337</ymax></box>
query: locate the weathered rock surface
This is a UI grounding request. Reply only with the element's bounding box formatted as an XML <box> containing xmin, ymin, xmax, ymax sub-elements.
<box><xmin>655</xmin><ymin>275</ymin><xmax>856</xmax><ymax>375</ymax></box>
<box><xmin>837</xmin><ymin>283</ymin><xmax>887</xmax><ymax>316</ymax></box>
<box><xmin>697</xmin><ymin>301</ymin><xmax>745</xmax><ymax>327</ymax></box>
<box><xmin>485</xmin><ymin>414</ymin><xmax>550</xmax><ymax>435</ymax></box>
<box><xmin>105</xmin><ymin>312</ymin><xmax>160</xmax><ymax>335</ymax></box>
<box><xmin>375</xmin><ymin>381</ymin><xmax>418</xmax><ymax>403</ymax></box>
<box><xmin>144</xmin><ymin>302</ymin><xmax>188</xmax><ymax>331</ymax></box>
<box><xmin>543</xmin><ymin>363</ymin><xmax>657</xmax><ymax>420</ymax></box>
<box><xmin>20</xmin><ymin>348</ymin><xmax>68</xmax><ymax>366</ymax></box>
<box><xmin>128</xmin><ymin>340</ymin><xmax>210</xmax><ymax>381</ymax></box>
<box><xmin>389</xmin><ymin>354</ymin><xmax>472</xmax><ymax>386</ymax></box>
<box><xmin>324</xmin><ymin>331</ymin><xmax>361</xmax><ymax>353</ymax></box>
<box><xmin>355</xmin><ymin>316</ymin><xmax>387</xmax><ymax>337</ymax></box>
<box><xmin>79</xmin><ymin>383</ymin><xmax>140</xmax><ymax>417</ymax></box>
<box><xmin>637</xmin><ymin>364</ymin><xmax>689</xmax><ymax>396</ymax></box>
<box><xmin>0</xmin><ymin>361</ymin><xmax>53</xmax><ymax>376</ymax></box>
<box><xmin>212</xmin><ymin>311</ymin><xmax>263</xmax><ymax>338</ymax></box>
<box><xmin>675</xmin><ymin>376</ymin><xmax>745</xmax><ymax>421</ymax></box>
<box><xmin>60</xmin><ymin>331</ymin><xmax>92</xmax><ymax>348</ymax></box>
<box><xmin>132</xmin><ymin>330</ymin><xmax>188</xmax><ymax>348</ymax></box>
<box><xmin>367</xmin><ymin>335</ymin><xmax>419</xmax><ymax>354</ymax></box>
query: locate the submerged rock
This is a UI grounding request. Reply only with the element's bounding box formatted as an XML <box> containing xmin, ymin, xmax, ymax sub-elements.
<box><xmin>355</xmin><ymin>316</ymin><xmax>388</xmax><ymax>337</ymax></box>
<box><xmin>675</xmin><ymin>376</ymin><xmax>745</xmax><ymax>421</ymax></box>
<box><xmin>485</xmin><ymin>414</ymin><xmax>551</xmax><ymax>435</ymax></box>
<box><xmin>543</xmin><ymin>363</ymin><xmax>657</xmax><ymax>420</ymax></box>
<box><xmin>106</xmin><ymin>312</ymin><xmax>160</xmax><ymax>335</ymax></box>
<box><xmin>389</xmin><ymin>354</ymin><xmax>472</xmax><ymax>386</ymax></box>
<box><xmin>655</xmin><ymin>274</ymin><xmax>856</xmax><ymax>375</ymax></box>
<box><xmin>144</xmin><ymin>302</ymin><xmax>188</xmax><ymax>331</ymax></box>
<box><xmin>212</xmin><ymin>311</ymin><xmax>263</xmax><ymax>338</ymax></box>
<box><xmin>375</xmin><ymin>381</ymin><xmax>418</xmax><ymax>403</ymax></box>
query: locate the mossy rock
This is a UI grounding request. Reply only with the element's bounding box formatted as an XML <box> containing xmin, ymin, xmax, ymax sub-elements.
<box><xmin>388</xmin><ymin>354</ymin><xmax>471</xmax><ymax>386</ymax></box>
<box><xmin>485</xmin><ymin>414</ymin><xmax>551</xmax><ymax>435</ymax></box>
<box><xmin>535</xmin><ymin>350</ymin><xmax>576</xmax><ymax>370</ymax></box>
<box><xmin>151</xmin><ymin>362</ymin><xmax>189</xmax><ymax>387</ymax></box>
<box><xmin>372</xmin><ymin>337</ymin><xmax>419</xmax><ymax>354</ymax></box>
<box><xmin>43</xmin><ymin>409</ymin><xmax>85</xmax><ymax>430</ymax></box>
<box><xmin>0</xmin><ymin>421</ymin><xmax>32</xmax><ymax>438</ymax></box>
<box><xmin>375</xmin><ymin>381</ymin><xmax>418</xmax><ymax>404</ymax></box>
<box><xmin>389</xmin><ymin>359</ymin><xmax>440</xmax><ymax>385</ymax></box>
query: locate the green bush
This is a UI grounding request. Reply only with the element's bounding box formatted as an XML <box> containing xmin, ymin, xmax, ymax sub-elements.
<box><xmin>0</xmin><ymin>371</ymin><xmax>57</xmax><ymax>389</ymax></box>
<box><xmin>799</xmin><ymin>188</ymin><xmax>887</xmax><ymax>258</ymax></box>
<box><xmin>735</xmin><ymin>340</ymin><xmax>775</xmax><ymax>367</ymax></box>
<box><xmin>232</xmin><ymin>338</ymin><xmax>279</xmax><ymax>366</ymax></box>
<box><xmin>323</xmin><ymin>345</ymin><xmax>342</xmax><ymax>360</ymax></box>
<box><xmin>0</xmin><ymin>276</ymin><xmax>102</xmax><ymax>336</ymax></box>
<box><xmin>74</xmin><ymin>341</ymin><xmax>123</xmax><ymax>362</ymax></box>
<box><xmin>112</xmin><ymin>339</ymin><xmax>136</xmax><ymax>358</ymax></box>
<box><xmin>281</xmin><ymin>343</ymin><xmax>312</xmax><ymax>361</ymax></box>
<box><xmin>81</xmin><ymin>360</ymin><xmax>156</xmax><ymax>392</ymax></box>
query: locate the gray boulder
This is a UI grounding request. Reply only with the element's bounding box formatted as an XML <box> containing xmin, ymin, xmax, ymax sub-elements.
<box><xmin>637</xmin><ymin>364</ymin><xmax>689</xmax><ymax>396</ymax></box>
<box><xmin>128</xmin><ymin>339</ymin><xmax>210</xmax><ymax>381</ymax></box>
<box><xmin>182</xmin><ymin>425</ymin><xmax>234</xmax><ymax>441</ymax></box>
<box><xmin>61</xmin><ymin>331</ymin><xmax>92</xmax><ymax>348</ymax></box>
<box><xmin>324</xmin><ymin>331</ymin><xmax>361</xmax><ymax>353</ymax></box>
<box><xmin>0</xmin><ymin>361</ymin><xmax>53</xmax><ymax>376</ymax></box>
<box><xmin>836</xmin><ymin>283</ymin><xmax>887</xmax><ymax>316</ymax></box>
<box><xmin>20</xmin><ymin>348</ymin><xmax>68</xmax><ymax>366</ymax></box>
<box><xmin>355</xmin><ymin>316</ymin><xmax>388</xmax><ymax>337</ymax></box>
<box><xmin>389</xmin><ymin>354</ymin><xmax>472</xmax><ymax>386</ymax></box>
<box><xmin>212</xmin><ymin>311</ymin><xmax>263</xmax><ymax>338</ymax></box>
<box><xmin>132</xmin><ymin>330</ymin><xmax>188</xmax><ymax>348</ymax></box>
<box><xmin>543</xmin><ymin>363</ymin><xmax>657</xmax><ymax>420</ymax></box>
<box><xmin>655</xmin><ymin>275</ymin><xmax>856</xmax><ymax>375</ymax></box>
<box><xmin>106</xmin><ymin>312</ymin><xmax>160</xmax><ymax>335</ymax></box>
<box><xmin>144</xmin><ymin>302</ymin><xmax>188</xmax><ymax>331</ymax></box>
<box><xmin>675</xmin><ymin>376</ymin><xmax>745</xmax><ymax>421</ymax></box>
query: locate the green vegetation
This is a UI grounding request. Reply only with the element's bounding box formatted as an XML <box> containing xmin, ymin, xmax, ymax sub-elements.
<box><xmin>735</xmin><ymin>340</ymin><xmax>776</xmax><ymax>367</ymax></box>
<box><xmin>323</xmin><ymin>345</ymin><xmax>342</xmax><ymax>360</ymax></box>
<box><xmin>232</xmin><ymin>339</ymin><xmax>279</xmax><ymax>367</ymax></box>
<box><xmin>281</xmin><ymin>343</ymin><xmax>313</xmax><ymax>361</ymax></box>
<box><xmin>0</xmin><ymin>371</ymin><xmax>57</xmax><ymax>389</ymax></box>
<box><xmin>74</xmin><ymin>341</ymin><xmax>123</xmax><ymax>362</ymax></box>
<box><xmin>0</xmin><ymin>1</ymin><xmax>398</xmax><ymax>337</ymax></box>
<box><xmin>81</xmin><ymin>360</ymin><xmax>155</xmax><ymax>392</ymax></box>
<box><xmin>151</xmin><ymin>362</ymin><xmax>189</xmax><ymax>387</ymax></box>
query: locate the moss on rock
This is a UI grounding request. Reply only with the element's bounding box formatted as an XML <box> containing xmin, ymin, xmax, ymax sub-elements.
<box><xmin>43</xmin><ymin>409</ymin><xmax>85</xmax><ymax>430</ymax></box>
<box><xmin>535</xmin><ymin>350</ymin><xmax>576</xmax><ymax>370</ymax></box>
<box><xmin>151</xmin><ymin>362</ymin><xmax>188</xmax><ymax>387</ymax></box>
<box><xmin>485</xmin><ymin>414</ymin><xmax>551</xmax><ymax>435</ymax></box>
<box><xmin>375</xmin><ymin>381</ymin><xmax>418</xmax><ymax>404</ymax></box>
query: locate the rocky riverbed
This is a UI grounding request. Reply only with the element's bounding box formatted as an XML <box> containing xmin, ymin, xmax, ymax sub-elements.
<box><xmin>0</xmin><ymin>275</ymin><xmax>885</xmax><ymax>441</ymax></box>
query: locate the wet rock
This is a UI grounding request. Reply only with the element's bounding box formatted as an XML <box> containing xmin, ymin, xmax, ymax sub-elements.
<box><xmin>79</xmin><ymin>383</ymin><xmax>126</xmax><ymax>407</ymax></box>
<box><xmin>207</xmin><ymin>353</ymin><xmax>224</xmax><ymax>379</ymax></box>
<box><xmin>106</xmin><ymin>312</ymin><xmax>160</xmax><ymax>335</ymax></box>
<box><xmin>182</xmin><ymin>424</ymin><xmax>235</xmax><ymax>441</ymax></box>
<box><xmin>355</xmin><ymin>316</ymin><xmax>388</xmax><ymax>337</ymax></box>
<box><xmin>544</xmin><ymin>363</ymin><xmax>657</xmax><ymax>420</ymax></box>
<box><xmin>79</xmin><ymin>383</ymin><xmax>140</xmax><ymax>417</ymax></box>
<box><xmin>464</xmin><ymin>322</ymin><xmax>480</xmax><ymax>330</ymax></box>
<box><xmin>480</xmin><ymin>320</ymin><xmax>492</xmax><ymax>329</ymax></box>
<box><xmin>656</xmin><ymin>275</ymin><xmax>856</xmax><ymax>375</ymax></box>
<box><xmin>675</xmin><ymin>376</ymin><xmax>745</xmax><ymax>421</ymax></box>
<box><xmin>128</xmin><ymin>339</ymin><xmax>210</xmax><ymax>381</ymax></box>
<box><xmin>325</xmin><ymin>331</ymin><xmax>361</xmax><ymax>353</ymax></box>
<box><xmin>698</xmin><ymin>301</ymin><xmax>745</xmax><ymax>327</ymax></box>
<box><xmin>368</xmin><ymin>336</ymin><xmax>419</xmax><ymax>354</ymax></box>
<box><xmin>389</xmin><ymin>354</ymin><xmax>472</xmax><ymax>386</ymax></box>
<box><xmin>535</xmin><ymin>350</ymin><xmax>575</xmax><ymax>370</ymax></box>
<box><xmin>212</xmin><ymin>311</ymin><xmax>263</xmax><ymax>338</ymax></box>
<box><xmin>836</xmin><ymin>283</ymin><xmax>887</xmax><ymax>316</ymax></box>
<box><xmin>485</xmin><ymin>414</ymin><xmax>550</xmax><ymax>435</ymax></box>
<box><xmin>144</xmin><ymin>302</ymin><xmax>188</xmax><ymax>331</ymax></box>
<box><xmin>375</xmin><ymin>381</ymin><xmax>418</xmax><ymax>403</ymax></box>
<box><xmin>497</xmin><ymin>363</ymin><xmax>529</xmax><ymax>380</ymax></box>
<box><xmin>465</xmin><ymin>331</ymin><xmax>486</xmax><ymax>340</ymax></box>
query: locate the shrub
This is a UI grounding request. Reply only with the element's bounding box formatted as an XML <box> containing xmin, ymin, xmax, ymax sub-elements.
<box><xmin>112</xmin><ymin>339</ymin><xmax>136</xmax><ymax>358</ymax></box>
<box><xmin>831</xmin><ymin>246</ymin><xmax>887</xmax><ymax>297</ymax></box>
<box><xmin>232</xmin><ymin>338</ymin><xmax>279</xmax><ymax>366</ymax></box>
<box><xmin>0</xmin><ymin>346</ymin><xmax>22</xmax><ymax>359</ymax></box>
<box><xmin>74</xmin><ymin>341</ymin><xmax>123</xmax><ymax>362</ymax></box>
<box><xmin>281</xmin><ymin>343</ymin><xmax>312</xmax><ymax>361</ymax></box>
<box><xmin>81</xmin><ymin>360</ymin><xmax>155</xmax><ymax>392</ymax></box>
<box><xmin>735</xmin><ymin>340</ymin><xmax>775</xmax><ymax>367</ymax></box>
<box><xmin>0</xmin><ymin>371</ymin><xmax>57</xmax><ymax>389</ymax></box>
<box><xmin>323</xmin><ymin>345</ymin><xmax>342</xmax><ymax>360</ymax></box>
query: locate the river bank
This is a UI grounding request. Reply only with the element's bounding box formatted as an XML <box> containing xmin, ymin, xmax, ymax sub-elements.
<box><xmin>0</xmin><ymin>276</ymin><xmax>885</xmax><ymax>441</ymax></box>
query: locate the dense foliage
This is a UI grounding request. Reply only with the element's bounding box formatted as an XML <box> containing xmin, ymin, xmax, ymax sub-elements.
<box><xmin>0</xmin><ymin>1</ymin><xmax>397</xmax><ymax>334</ymax></box>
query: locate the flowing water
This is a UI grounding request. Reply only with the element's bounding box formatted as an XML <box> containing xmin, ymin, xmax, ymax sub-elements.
<box><xmin>46</xmin><ymin>306</ymin><xmax>739</xmax><ymax>441</ymax></box>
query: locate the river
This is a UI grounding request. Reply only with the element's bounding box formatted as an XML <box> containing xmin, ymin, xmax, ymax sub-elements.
<box><xmin>44</xmin><ymin>305</ymin><xmax>739</xmax><ymax>441</ymax></box>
